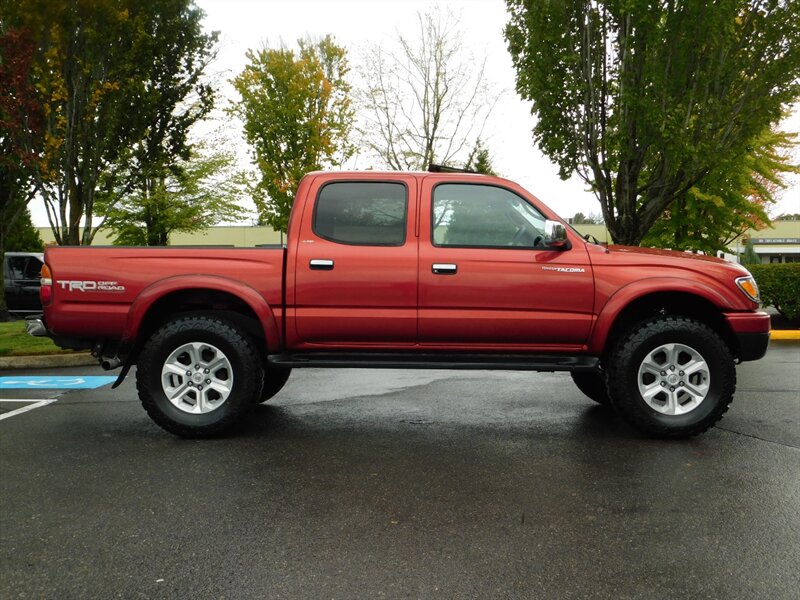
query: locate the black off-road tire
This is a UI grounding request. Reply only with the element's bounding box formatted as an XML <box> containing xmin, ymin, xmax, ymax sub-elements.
<box><xmin>571</xmin><ymin>371</ymin><xmax>610</xmax><ymax>405</ymax></box>
<box><xmin>606</xmin><ymin>316</ymin><xmax>736</xmax><ymax>439</ymax></box>
<box><xmin>257</xmin><ymin>366</ymin><xmax>292</xmax><ymax>404</ymax></box>
<box><xmin>136</xmin><ymin>315</ymin><xmax>264</xmax><ymax>438</ymax></box>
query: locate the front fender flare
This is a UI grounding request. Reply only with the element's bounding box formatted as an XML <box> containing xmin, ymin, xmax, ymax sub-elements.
<box><xmin>588</xmin><ymin>277</ymin><xmax>731</xmax><ymax>355</ymax></box>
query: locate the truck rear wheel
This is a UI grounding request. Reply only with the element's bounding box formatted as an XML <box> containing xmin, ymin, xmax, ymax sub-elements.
<box><xmin>570</xmin><ymin>371</ymin><xmax>610</xmax><ymax>404</ymax></box>
<box><xmin>257</xmin><ymin>366</ymin><xmax>292</xmax><ymax>404</ymax></box>
<box><xmin>606</xmin><ymin>317</ymin><xmax>735</xmax><ymax>439</ymax></box>
<box><xmin>136</xmin><ymin>315</ymin><xmax>264</xmax><ymax>438</ymax></box>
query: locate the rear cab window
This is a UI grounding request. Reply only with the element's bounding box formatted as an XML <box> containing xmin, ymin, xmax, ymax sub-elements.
<box><xmin>313</xmin><ymin>182</ymin><xmax>408</xmax><ymax>246</ymax></box>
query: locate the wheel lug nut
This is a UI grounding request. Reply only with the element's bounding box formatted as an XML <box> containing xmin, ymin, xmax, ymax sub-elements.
<box><xmin>660</xmin><ymin>371</ymin><xmax>666</xmax><ymax>376</ymax></box>
<box><xmin>195</xmin><ymin>364</ymin><xmax>200</xmax><ymax>369</ymax></box>
<box><xmin>204</xmin><ymin>368</ymin><xmax>209</xmax><ymax>374</ymax></box>
<box><xmin>187</xmin><ymin>382</ymin><xmax>193</xmax><ymax>387</ymax></box>
<box><xmin>669</xmin><ymin>386</ymin><xmax>675</xmax><ymax>391</ymax></box>
<box><xmin>197</xmin><ymin>385</ymin><xmax>203</xmax><ymax>390</ymax></box>
<box><xmin>661</xmin><ymin>382</ymin><xmax>666</xmax><ymax>387</ymax></box>
<box><xmin>670</xmin><ymin>365</ymin><xmax>675</xmax><ymax>371</ymax></box>
<box><xmin>205</xmin><ymin>379</ymin><xmax>211</xmax><ymax>384</ymax></box>
<box><xmin>679</xmin><ymin>382</ymin><xmax>684</xmax><ymax>387</ymax></box>
<box><xmin>186</xmin><ymin>370</ymin><xmax>192</xmax><ymax>376</ymax></box>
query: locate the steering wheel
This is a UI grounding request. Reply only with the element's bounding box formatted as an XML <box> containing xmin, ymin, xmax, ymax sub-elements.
<box><xmin>510</xmin><ymin>227</ymin><xmax>544</xmax><ymax>248</ymax></box>
<box><xmin>510</xmin><ymin>227</ymin><xmax>527</xmax><ymax>246</ymax></box>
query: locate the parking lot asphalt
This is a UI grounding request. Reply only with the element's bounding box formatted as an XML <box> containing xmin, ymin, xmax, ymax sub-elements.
<box><xmin>1</xmin><ymin>343</ymin><xmax>799</xmax><ymax>599</ymax></box>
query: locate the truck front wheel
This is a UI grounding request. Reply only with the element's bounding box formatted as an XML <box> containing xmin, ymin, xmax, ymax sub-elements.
<box><xmin>606</xmin><ymin>317</ymin><xmax>735</xmax><ymax>439</ymax></box>
<box><xmin>136</xmin><ymin>315</ymin><xmax>264</xmax><ymax>438</ymax></box>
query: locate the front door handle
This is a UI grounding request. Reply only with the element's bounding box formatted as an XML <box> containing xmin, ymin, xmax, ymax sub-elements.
<box><xmin>309</xmin><ymin>259</ymin><xmax>334</xmax><ymax>270</ymax></box>
<box><xmin>432</xmin><ymin>263</ymin><xmax>457</xmax><ymax>275</ymax></box>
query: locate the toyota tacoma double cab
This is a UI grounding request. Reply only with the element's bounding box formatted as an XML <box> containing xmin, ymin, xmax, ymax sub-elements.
<box><xmin>29</xmin><ymin>169</ymin><xmax>770</xmax><ymax>438</ymax></box>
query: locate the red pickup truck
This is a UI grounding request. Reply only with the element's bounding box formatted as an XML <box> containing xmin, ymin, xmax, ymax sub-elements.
<box><xmin>29</xmin><ymin>169</ymin><xmax>770</xmax><ymax>439</ymax></box>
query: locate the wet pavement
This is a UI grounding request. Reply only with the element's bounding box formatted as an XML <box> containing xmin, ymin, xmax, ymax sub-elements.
<box><xmin>1</xmin><ymin>343</ymin><xmax>798</xmax><ymax>599</ymax></box>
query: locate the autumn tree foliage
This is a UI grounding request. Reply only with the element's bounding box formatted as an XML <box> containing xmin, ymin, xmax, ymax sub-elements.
<box><xmin>505</xmin><ymin>0</ymin><xmax>800</xmax><ymax>247</ymax></box>
<box><xmin>231</xmin><ymin>36</ymin><xmax>354</xmax><ymax>233</ymax></box>
<box><xmin>0</xmin><ymin>24</ymin><xmax>44</xmax><ymax>320</ymax></box>
<box><xmin>2</xmin><ymin>0</ymin><xmax>218</xmax><ymax>246</ymax></box>
<box><xmin>643</xmin><ymin>127</ymin><xmax>798</xmax><ymax>253</ymax></box>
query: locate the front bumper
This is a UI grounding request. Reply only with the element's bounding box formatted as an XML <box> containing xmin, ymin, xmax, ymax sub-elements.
<box><xmin>724</xmin><ymin>311</ymin><xmax>770</xmax><ymax>362</ymax></box>
<box><xmin>734</xmin><ymin>332</ymin><xmax>770</xmax><ymax>361</ymax></box>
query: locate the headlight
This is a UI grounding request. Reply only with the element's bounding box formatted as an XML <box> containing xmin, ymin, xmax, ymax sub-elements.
<box><xmin>735</xmin><ymin>275</ymin><xmax>760</xmax><ymax>303</ymax></box>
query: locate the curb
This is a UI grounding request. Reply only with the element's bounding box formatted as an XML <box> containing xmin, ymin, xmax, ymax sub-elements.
<box><xmin>0</xmin><ymin>352</ymin><xmax>98</xmax><ymax>370</ymax></box>
<box><xmin>771</xmin><ymin>330</ymin><xmax>800</xmax><ymax>341</ymax></box>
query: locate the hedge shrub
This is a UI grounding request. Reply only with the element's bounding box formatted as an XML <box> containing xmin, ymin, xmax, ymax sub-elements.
<box><xmin>748</xmin><ymin>263</ymin><xmax>800</xmax><ymax>321</ymax></box>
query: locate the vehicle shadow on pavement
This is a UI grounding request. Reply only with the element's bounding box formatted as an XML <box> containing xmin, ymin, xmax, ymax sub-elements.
<box><xmin>572</xmin><ymin>404</ymin><xmax>645</xmax><ymax>440</ymax></box>
<box><xmin>238</xmin><ymin>400</ymin><xmax>649</xmax><ymax>443</ymax></box>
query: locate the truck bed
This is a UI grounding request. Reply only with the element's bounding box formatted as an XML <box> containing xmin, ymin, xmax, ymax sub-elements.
<box><xmin>43</xmin><ymin>246</ymin><xmax>285</xmax><ymax>343</ymax></box>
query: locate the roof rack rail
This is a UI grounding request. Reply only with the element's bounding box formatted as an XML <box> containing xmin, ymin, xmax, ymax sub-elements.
<box><xmin>428</xmin><ymin>163</ymin><xmax>477</xmax><ymax>174</ymax></box>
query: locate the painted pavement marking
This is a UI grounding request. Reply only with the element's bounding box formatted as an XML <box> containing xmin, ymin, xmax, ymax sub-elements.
<box><xmin>0</xmin><ymin>376</ymin><xmax>117</xmax><ymax>389</ymax></box>
<box><xmin>0</xmin><ymin>399</ymin><xmax>58</xmax><ymax>421</ymax></box>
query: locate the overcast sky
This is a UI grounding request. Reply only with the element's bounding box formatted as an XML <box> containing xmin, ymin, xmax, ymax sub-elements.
<box><xmin>28</xmin><ymin>0</ymin><xmax>800</xmax><ymax>226</ymax></box>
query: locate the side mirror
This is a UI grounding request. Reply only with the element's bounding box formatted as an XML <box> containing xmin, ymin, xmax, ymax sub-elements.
<box><xmin>543</xmin><ymin>220</ymin><xmax>570</xmax><ymax>249</ymax></box>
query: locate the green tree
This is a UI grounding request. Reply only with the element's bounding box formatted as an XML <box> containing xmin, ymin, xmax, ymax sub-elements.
<box><xmin>4</xmin><ymin>208</ymin><xmax>44</xmax><ymax>252</ymax></box>
<box><xmin>99</xmin><ymin>148</ymin><xmax>247</xmax><ymax>246</ymax></box>
<box><xmin>465</xmin><ymin>139</ymin><xmax>497</xmax><ymax>175</ymax></box>
<box><xmin>505</xmin><ymin>0</ymin><xmax>800</xmax><ymax>246</ymax></box>
<box><xmin>3</xmin><ymin>0</ymin><xmax>217</xmax><ymax>246</ymax></box>
<box><xmin>231</xmin><ymin>36</ymin><xmax>354</xmax><ymax>233</ymax></box>
<box><xmin>643</xmin><ymin>127</ymin><xmax>798</xmax><ymax>253</ymax></box>
<box><xmin>571</xmin><ymin>212</ymin><xmax>604</xmax><ymax>225</ymax></box>
<box><xmin>741</xmin><ymin>238</ymin><xmax>760</xmax><ymax>265</ymax></box>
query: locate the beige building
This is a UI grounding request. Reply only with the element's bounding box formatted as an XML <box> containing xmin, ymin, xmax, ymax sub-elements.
<box><xmin>37</xmin><ymin>220</ymin><xmax>800</xmax><ymax>263</ymax></box>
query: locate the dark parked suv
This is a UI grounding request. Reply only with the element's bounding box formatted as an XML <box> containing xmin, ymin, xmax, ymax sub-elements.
<box><xmin>4</xmin><ymin>252</ymin><xmax>44</xmax><ymax>315</ymax></box>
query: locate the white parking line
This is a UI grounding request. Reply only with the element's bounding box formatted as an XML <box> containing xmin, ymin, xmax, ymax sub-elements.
<box><xmin>0</xmin><ymin>399</ymin><xmax>58</xmax><ymax>421</ymax></box>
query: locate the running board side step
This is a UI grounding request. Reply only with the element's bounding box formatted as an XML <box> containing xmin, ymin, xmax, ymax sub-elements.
<box><xmin>268</xmin><ymin>352</ymin><xmax>599</xmax><ymax>372</ymax></box>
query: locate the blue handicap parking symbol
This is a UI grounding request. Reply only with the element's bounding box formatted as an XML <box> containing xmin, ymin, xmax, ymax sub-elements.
<box><xmin>0</xmin><ymin>376</ymin><xmax>117</xmax><ymax>389</ymax></box>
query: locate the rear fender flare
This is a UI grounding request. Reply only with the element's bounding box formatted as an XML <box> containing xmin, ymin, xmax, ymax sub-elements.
<box><xmin>122</xmin><ymin>275</ymin><xmax>280</xmax><ymax>353</ymax></box>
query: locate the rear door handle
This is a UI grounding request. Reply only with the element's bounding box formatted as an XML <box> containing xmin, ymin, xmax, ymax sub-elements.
<box><xmin>309</xmin><ymin>259</ymin><xmax>334</xmax><ymax>270</ymax></box>
<box><xmin>432</xmin><ymin>263</ymin><xmax>457</xmax><ymax>275</ymax></box>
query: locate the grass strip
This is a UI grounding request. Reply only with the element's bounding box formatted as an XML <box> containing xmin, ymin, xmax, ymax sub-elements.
<box><xmin>0</xmin><ymin>320</ymin><xmax>80</xmax><ymax>357</ymax></box>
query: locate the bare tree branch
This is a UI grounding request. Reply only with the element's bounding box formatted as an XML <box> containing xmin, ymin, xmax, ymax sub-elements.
<box><xmin>358</xmin><ymin>6</ymin><xmax>498</xmax><ymax>170</ymax></box>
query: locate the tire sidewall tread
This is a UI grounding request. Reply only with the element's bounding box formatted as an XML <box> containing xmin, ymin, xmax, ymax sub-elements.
<box><xmin>136</xmin><ymin>315</ymin><xmax>264</xmax><ymax>438</ymax></box>
<box><xmin>607</xmin><ymin>316</ymin><xmax>736</xmax><ymax>439</ymax></box>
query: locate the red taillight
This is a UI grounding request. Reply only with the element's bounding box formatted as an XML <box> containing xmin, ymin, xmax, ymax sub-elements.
<box><xmin>40</xmin><ymin>263</ymin><xmax>53</xmax><ymax>305</ymax></box>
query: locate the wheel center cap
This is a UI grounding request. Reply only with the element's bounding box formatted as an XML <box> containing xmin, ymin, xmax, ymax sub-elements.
<box><xmin>192</xmin><ymin>372</ymin><xmax>204</xmax><ymax>384</ymax></box>
<box><xmin>667</xmin><ymin>374</ymin><xmax>680</xmax><ymax>385</ymax></box>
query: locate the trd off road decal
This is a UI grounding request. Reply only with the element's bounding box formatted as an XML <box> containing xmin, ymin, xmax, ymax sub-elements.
<box><xmin>56</xmin><ymin>280</ymin><xmax>126</xmax><ymax>293</ymax></box>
